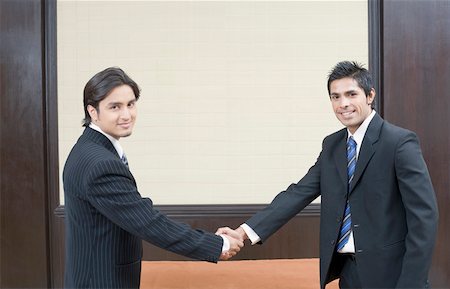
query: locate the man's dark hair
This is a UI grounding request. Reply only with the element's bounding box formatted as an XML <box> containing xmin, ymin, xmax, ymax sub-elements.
<box><xmin>82</xmin><ymin>67</ymin><xmax>140</xmax><ymax>127</ymax></box>
<box><xmin>327</xmin><ymin>61</ymin><xmax>374</xmax><ymax>97</ymax></box>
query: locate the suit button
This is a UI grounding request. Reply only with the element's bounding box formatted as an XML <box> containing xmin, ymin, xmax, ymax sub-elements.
<box><xmin>357</xmin><ymin>249</ymin><xmax>363</xmax><ymax>253</ymax></box>
<box><xmin>353</xmin><ymin>224</ymin><xmax>359</xmax><ymax>228</ymax></box>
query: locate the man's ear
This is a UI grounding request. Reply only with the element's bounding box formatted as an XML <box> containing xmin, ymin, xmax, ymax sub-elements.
<box><xmin>367</xmin><ymin>88</ymin><xmax>376</xmax><ymax>106</ymax></box>
<box><xmin>87</xmin><ymin>105</ymin><xmax>98</xmax><ymax>122</ymax></box>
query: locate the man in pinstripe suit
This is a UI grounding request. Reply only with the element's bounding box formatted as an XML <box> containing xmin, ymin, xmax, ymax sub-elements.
<box><xmin>63</xmin><ymin>67</ymin><xmax>244</xmax><ymax>289</ymax></box>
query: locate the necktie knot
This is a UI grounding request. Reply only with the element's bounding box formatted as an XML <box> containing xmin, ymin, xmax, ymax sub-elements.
<box><xmin>347</xmin><ymin>136</ymin><xmax>357</xmax><ymax>150</ymax></box>
<box><xmin>121</xmin><ymin>154</ymin><xmax>129</xmax><ymax>168</ymax></box>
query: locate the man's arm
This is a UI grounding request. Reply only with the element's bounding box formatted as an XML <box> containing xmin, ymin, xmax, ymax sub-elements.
<box><xmin>86</xmin><ymin>158</ymin><xmax>242</xmax><ymax>262</ymax></box>
<box><xmin>394</xmin><ymin>132</ymin><xmax>439</xmax><ymax>287</ymax></box>
<box><xmin>243</xmin><ymin>157</ymin><xmax>322</xmax><ymax>243</ymax></box>
<box><xmin>217</xmin><ymin>151</ymin><xmax>323</xmax><ymax>247</ymax></box>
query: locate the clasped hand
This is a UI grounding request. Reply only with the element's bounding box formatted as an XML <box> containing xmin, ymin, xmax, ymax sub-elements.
<box><xmin>216</xmin><ymin>226</ymin><xmax>248</xmax><ymax>260</ymax></box>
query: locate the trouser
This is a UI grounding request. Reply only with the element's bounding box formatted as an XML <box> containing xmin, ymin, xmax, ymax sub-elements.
<box><xmin>337</xmin><ymin>254</ymin><xmax>362</xmax><ymax>289</ymax></box>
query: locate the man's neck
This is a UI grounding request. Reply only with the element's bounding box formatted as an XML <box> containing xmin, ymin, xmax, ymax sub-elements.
<box><xmin>89</xmin><ymin>123</ymin><xmax>124</xmax><ymax>157</ymax></box>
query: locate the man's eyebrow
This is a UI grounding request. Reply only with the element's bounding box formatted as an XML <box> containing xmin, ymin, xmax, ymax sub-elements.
<box><xmin>331</xmin><ymin>90</ymin><xmax>358</xmax><ymax>95</ymax></box>
<box><xmin>106</xmin><ymin>102</ymin><xmax>122</xmax><ymax>106</ymax></box>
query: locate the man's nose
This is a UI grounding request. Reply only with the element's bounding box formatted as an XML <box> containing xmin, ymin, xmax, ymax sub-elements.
<box><xmin>339</xmin><ymin>96</ymin><xmax>350</xmax><ymax>107</ymax></box>
<box><xmin>121</xmin><ymin>107</ymin><xmax>131</xmax><ymax>119</ymax></box>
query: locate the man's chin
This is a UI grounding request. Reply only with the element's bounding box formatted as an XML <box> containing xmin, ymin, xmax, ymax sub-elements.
<box><xmin>337</xmin><ymin>118</ymin><xmax>351</xmax><ymax>127</ymax></box>
<box><xmin>119</xmin><ymin>130</ymin><xmax>133</xmax><ymax>138</ymax></box>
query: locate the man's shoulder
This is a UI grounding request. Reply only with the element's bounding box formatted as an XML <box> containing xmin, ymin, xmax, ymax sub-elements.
<box><xmin>64</xmin><ymin>130</ymin><xmax>117</xmax><ymax>172</ymax></box>
<box><xmin>323</xmin><ymin>127</ymin><xmax>346</xmax><ymax>143</ymax></box>
<box><xmin>72</xmin><ymin>131</ymin><xmax>112</xmax><ymax>157</ymax></box>
<box><xmin>380</xmin><ymin>119</ymin><xmax>416</xmax><ymax>138</ymax></box>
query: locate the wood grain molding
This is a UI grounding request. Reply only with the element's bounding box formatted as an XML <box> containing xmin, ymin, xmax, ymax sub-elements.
<box><xmin>54</xmin><ymin>203</ymin><xmax>320</xmax><ymax>219</ymax></box>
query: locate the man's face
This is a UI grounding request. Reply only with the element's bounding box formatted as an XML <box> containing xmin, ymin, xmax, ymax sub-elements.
<box><xmin>88</xmin><ymin>84</ymin><xmax>137</xmax><ymax>140</ymax></box>
<box><xmin>329</xmin><ymin>77</ymin><xmax>375</xmax><ymax>134</ymax></box>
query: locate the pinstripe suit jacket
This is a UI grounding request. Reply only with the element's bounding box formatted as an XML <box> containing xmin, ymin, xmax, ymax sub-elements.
<box><xmin>63</xmin><ymin>127</ymin><xmax>223</xmax><ymax>289</ymax></box>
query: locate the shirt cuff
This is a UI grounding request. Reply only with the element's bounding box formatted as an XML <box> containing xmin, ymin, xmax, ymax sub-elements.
<box><xmin>220</xmin><ymin>235</ymin><xmax>230</xmax><ymax>252</ymax></box>
<box><xmin>240</xmin><ymin>223</ymin><xmax>261</xmax><ymax>245</ymax></box>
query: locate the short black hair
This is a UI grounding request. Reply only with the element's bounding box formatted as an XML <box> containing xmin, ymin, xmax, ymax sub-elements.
<box><xmin>82</xmin><ymin>67</ymin><xmax>140</xmax><ymax>127</ymax></box>
<box><xmin>327</xmin><ymin>61</ymin><xmax>374</xmax><ymax>97</ymax></box>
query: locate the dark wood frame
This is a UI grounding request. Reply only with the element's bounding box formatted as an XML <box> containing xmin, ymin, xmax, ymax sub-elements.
<box><xmin>368</xmin><ymin>0</ymin><xmax>383</xmax><ymax>113</ymax></box>
<box><xmin>43</xmin><ymin>0</ymin><xmax>65</xmax><ymax>287</ymax></box>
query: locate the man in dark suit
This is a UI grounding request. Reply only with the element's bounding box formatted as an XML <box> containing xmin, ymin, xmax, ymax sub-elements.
<box><xmin>63</xmin><ymin>67</ymin><xmax>243</xmax><ymax>289</ymax></box>
<box><xmin>218</xmin><ymin>61</ymin><xmax>438</xmax><ymax>288</ymax></box>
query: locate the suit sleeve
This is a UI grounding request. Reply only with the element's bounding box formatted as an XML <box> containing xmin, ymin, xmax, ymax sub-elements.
<box><xmin>245</xmin><ymin>150</ymin><xmax>322</xmax><ymax>243</ymax></box>
<box><xmin>85</xmin><ymin>159</ymin><xmax>223</xmax><ymax>263</ymax></box>
<box><xmin>394</xmin><ymin>132</ymin><xmax>438</xmax><ymax>288</ymax></box>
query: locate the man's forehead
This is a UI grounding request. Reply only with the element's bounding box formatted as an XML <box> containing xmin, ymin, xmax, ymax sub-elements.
<box><xmin>104</xmin><ymin>97</ymin><xmax>136</xmax><ymax>104</ymax></box>
<box><xmin>102</xmin><ymin>90</ymin><xmax>136</xmax><ymax>104</ymax></box>
<box><xmin>330</xmin><ymin>79</ymin><xmax>362</xmax><ymax>93</ymax></box>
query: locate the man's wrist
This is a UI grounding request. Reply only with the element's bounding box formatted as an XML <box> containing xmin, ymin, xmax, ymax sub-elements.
<box><xmin>220</xmin><ymin>235</ymin><xmax>230</xmax><ymax>252</ymax></box>
<box><xmin>240</xmin><ymin>223</ymin><xmax>261</xmax><ymax>245</ymax></box>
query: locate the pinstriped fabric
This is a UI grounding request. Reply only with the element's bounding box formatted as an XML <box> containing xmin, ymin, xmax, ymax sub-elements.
<box><xmin>63</xmin><ymin>128</ymin><xmax>223</xmax><ymax>289</ymax></box>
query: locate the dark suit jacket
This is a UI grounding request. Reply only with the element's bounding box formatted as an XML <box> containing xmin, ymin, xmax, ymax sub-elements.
<box><xmin>63</xmin><ymin>127</ymin><xmax>223</xmax><ymax>289</ymax></box>
<box><xmin>246</xmin><ymin>113</ymin><xmax>438</xmax><ymax>288</ymax></box>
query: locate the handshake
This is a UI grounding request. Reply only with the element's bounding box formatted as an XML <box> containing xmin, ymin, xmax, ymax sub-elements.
<box><xmin>216</xmin><ymin>226</ymin><xmax>248</xmax><ymax>261</ymax></box>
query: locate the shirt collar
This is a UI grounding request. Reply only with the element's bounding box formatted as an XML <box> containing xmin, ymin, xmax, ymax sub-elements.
<box><xmin>89</xmin><ymin>123</ymin><xmax>124</xmax><ymax>158</ymax></box>
<box><xmin>347</xmin><ymin>110</ymin><xmax>376</xmax><ymax>146</ymax></box>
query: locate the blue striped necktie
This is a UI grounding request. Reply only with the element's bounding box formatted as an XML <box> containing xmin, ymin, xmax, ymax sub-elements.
<box><xmin>337</xmin><ymin>136</ymin><xmax>357</xmax><ymax>251</ymax></box>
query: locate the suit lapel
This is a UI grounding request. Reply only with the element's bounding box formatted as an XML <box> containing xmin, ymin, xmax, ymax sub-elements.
<box><xmin>333</xmin><ymin>131</ymin><xmax>348</xmax><ymax>189</ymax></box>
<box><xmin>349</xmin><ymin>113</ymin><xmax>383</xmax><ymax>193</ymax></box>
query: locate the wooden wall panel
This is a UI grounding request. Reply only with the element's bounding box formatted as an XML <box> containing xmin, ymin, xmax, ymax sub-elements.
<box><xmin>382</xmin><ymin>0</ymin><xmax>450</xmax><ymax>287</ymax></box>
<box><xmin>0</xmin><ymin>0</ymin><xmax>51</xmax><ymax>287</ymax></box>
<box><xmin>54</xmin><ymin>204</ymin><xmax>320</xmax><ymax>262</ymax></box>
<box><xmin>141</xmin><ymin>204</ymin><xmax>320</xmax><ymax>261</ymax></box>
